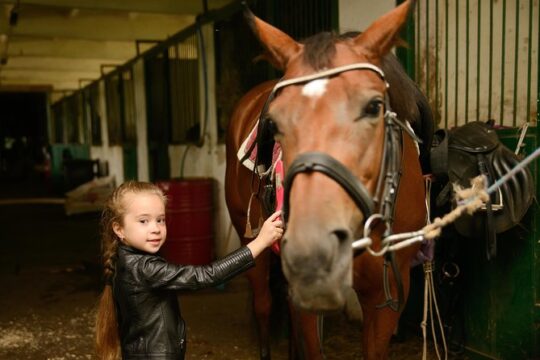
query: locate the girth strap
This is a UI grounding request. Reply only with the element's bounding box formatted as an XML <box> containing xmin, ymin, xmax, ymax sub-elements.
<box><xmin>282</xmin><ymin>152</ymin><xmax>375</xmax><ymax>222</ymax></box>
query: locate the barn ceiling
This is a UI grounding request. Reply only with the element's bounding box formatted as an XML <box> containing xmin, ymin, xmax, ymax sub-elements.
<box><xmin>0</xmin><ymin>0</ymin><xmax>235</xmax><ymax>92</ymax></box>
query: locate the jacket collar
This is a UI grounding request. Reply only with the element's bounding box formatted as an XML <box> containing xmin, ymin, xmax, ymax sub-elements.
<box><xmin>118</xmin><ymin>243</ymin><xmax>148</xmax><ymax>255</ymax></box>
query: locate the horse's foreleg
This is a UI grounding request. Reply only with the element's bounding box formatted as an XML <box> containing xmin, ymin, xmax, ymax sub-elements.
<box><xmin>361</xmin><ymin>305</ymin><xmax>401</xmax><ymax>360</ymax></box>
<box><xmin>245</xmin><ymin>249</ymin><xmax>272</xmax><ymax>360</ymax></box>
<box><xmin>288</xmin><ymin>302</ymin><xmax>324</xmax><ymax>360</ymax></box>
<box><xmin>360</xmin><ymin>260</ymin><xmax>413</xmax><ymax>360</ymax></box>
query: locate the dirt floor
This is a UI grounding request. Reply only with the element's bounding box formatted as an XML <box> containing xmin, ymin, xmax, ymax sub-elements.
<box><xmin>0</xmin><ymin>266</ymin><xmax>434</xmax><ymax>360</ymax></box>
<box><xmin>0</xmin><ymin>202</ymin><xmax>450</xmax><ymax>360</ymax></box>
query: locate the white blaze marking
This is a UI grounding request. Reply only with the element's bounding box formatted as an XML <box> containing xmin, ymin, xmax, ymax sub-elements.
<box><xmin>302</xmin><ymin>78</ymin><xmax>328</xmax><ymax>98</ymax></box>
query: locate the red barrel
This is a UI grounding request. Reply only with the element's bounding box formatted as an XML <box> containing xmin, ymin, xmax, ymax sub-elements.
<box><xmin>156</xmin><ymin>178</ymin><xmax>214</xmax><ymax>265</ymax></box>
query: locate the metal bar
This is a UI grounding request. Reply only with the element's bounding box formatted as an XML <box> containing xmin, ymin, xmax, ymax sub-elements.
<box><xmin>525</xmin><ymin>0</ymin><xmax>533</xmax><ymax>124</ymax></box>
<box><xmin>425</xmin><ymin>0</ymin><xmax>429</xmax><ymax>100</ymax></box>
<box><xmin>476</xmin><ymin>0</ymin><xmax>482</xmax><ymax>122</ymax></box>
<box><xmin>416</xmin><ymin>0</ymin><xmax>421</xmax><ymax>87</ymax></box>
<box><xmin>454</xmin><ymin>0</ymin><xmax>459</xmax><ymax>127</ymax></box>
<box><xmin>331</xmin><ymin>0</ymin><xmax>339</xmax><ymax>32</ymax></box>
<box><xmin>536</xmin><ymin>0</ymin><xmax>540</xmax><ymax>219</ymax></box>
<box><xmin>512</xmin><ymin>0</ymin><xmax>520</xmax><ymax>126</ymax></box>
<box><xmin>435</xmin><ymin>0</ymin><xmax>439</xmax><ymax>124</ymax></box>
<box><xmin>397</xmin><ymin>0</ymin><xmax>416</xmax><ymax>80</ymax></box>
<box><xmin>135</xmin><ymin>40</ymin><xmax>161</xmax><ymax>56</ymax></box>
<box><xmin>78</xmin><ymin>78</ymin><xmax>94</xmax><ymax>89</ymax></box>
<box><xmin>500</xmin><ymin>0</ymin><xmax>507</xmax><ymax>125</ymax></box>
<box><xmin>537</xmin><ymin>0</ymin><xmax>540</xmax><ymax>129</ymax></box>
<box><xmin>444</xmin><ymin>0</ymin><xmax>449</xmax><ymax>129</ymax></box>
<box><xmin>465</xmin><ymin>0</ymin><xmax>470</xmax><ymax>123</ymax></box>
<box><xmin>488</xmin><ymin>0</ymin><xmax>494</xmax><ymax>120</ymax></box>
<box><xmin>173</xmin><ymin>43</ymin><xmax>181</xmax><ymax>142</ymax></box>
<box><xmin>100</xmin><ymin>64</ymin><xmax>118</xmax><ymax>76</ymax></box>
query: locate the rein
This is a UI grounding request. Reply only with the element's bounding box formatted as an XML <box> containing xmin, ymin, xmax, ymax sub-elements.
<box><xmin>265</xmin><ymin>62</ymin><xmax>419</xmax><ymax>311</ymax></box>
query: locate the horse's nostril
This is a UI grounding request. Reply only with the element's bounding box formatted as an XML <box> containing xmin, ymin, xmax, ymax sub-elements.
<box><xmin>331</xmin><ymin>229</ymin><xmax>351</xmax><ymax>243</ymax></box>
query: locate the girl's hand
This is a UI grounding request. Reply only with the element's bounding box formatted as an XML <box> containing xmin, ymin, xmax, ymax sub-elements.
<box><xmin>246</xmin><ymin>211</ymin><xmax>284</xmax><ymax>258</ymax></box>
<box><xmin>258</xmin><ymin>210</ymin><xmax>284</xmax><ymax>247</ymax></box>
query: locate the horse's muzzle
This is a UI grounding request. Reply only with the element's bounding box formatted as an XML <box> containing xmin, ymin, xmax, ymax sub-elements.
<box><xmin>281</xmin><ymin>228</ymin><xmax>353</xmax><ymax>312</ymax></box>
<box><xmin>287</xmin><ymin>274</ymin><xmax>351</xmax><ymax>312</ymax></box>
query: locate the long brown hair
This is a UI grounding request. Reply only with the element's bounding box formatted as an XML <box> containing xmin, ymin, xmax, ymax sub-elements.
<box><xmin>95</xmin><ymin>181</ymin><xmax>166</xmax><ymax>359</ymax></box>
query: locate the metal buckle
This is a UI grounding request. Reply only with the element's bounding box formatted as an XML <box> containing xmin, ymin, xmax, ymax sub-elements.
<box><xmin>480</xmin><ymin>187</ymin><xmax>503</xmax><ymax>211</ymax></box>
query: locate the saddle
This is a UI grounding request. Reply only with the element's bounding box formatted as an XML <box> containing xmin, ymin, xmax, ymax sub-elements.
<box><xmin>430</xmin><ymin>121</ymin><xmax>534</xmax><ymax>259</ymax></box>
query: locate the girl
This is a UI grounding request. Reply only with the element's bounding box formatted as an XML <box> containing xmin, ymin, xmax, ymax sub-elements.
<box><xmin>95</xmin><ymin>181</ymin><xmax>283</xmax><ymax>360</ymax></box>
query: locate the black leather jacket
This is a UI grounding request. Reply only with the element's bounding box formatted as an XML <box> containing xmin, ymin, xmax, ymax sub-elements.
<box><xmin>113</xmin><ymin>244</ymin><xmax>254</xmax><ymax>360</ymax></box>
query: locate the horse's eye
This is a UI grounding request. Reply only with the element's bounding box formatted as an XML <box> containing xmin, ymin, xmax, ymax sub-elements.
<box><xmin>363</xmin><ymin>100</ymin><xmax>383</xmax><ymax>117</ymax></box>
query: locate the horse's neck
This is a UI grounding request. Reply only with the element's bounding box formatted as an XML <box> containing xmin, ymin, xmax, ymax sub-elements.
<box><xmin>393</xmin><ymin>132</ymin><xmax>426</xmax><ymax>233</ymax></box>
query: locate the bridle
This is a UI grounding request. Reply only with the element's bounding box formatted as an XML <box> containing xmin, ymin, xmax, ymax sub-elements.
<box><xmin>261</xmin><ymin>62</ymin><xmax>422</xmax><ymax>311</ymax></box>
<box><xmin>262</xmin><ymin>63</ymin><xmax>420</xmax><ymax>229</ymax></box>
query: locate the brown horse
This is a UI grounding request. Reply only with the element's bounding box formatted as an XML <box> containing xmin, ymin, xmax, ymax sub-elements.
<box><xmin>225</xmin><ymin>1</ymin><xmax>432</xmax><ymax>359</ymax></box>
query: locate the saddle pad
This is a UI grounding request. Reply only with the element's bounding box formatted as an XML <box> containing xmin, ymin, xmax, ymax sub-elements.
<box><xmin>237</xmin><ymin>120</ymin><xmax>282</xmax><ymax>174</ymax></box>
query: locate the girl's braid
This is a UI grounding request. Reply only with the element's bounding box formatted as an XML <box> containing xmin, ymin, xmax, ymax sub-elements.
<box><xmin>100</xmin><ymin>199</ymin><xmax>120</xmax><ymax>283</ymax></box>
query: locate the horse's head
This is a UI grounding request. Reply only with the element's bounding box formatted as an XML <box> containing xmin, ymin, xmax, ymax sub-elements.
<box><xmin>246</xmin><ymin>1</ymin><xmax>416</xmax><ymax>312</ymax></box>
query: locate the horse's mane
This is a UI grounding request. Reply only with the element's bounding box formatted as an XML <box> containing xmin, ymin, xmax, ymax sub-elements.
<box><xmin>301</xmin><ymin>32</ymin><xmax>337</xmax><ymax>70</ymax></box>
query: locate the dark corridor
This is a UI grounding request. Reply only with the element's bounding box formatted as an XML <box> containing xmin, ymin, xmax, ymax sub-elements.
<box><xmin>0</xmin><ymin>92</ymin><xmax>51</xmax><ymax>198</ymax></box>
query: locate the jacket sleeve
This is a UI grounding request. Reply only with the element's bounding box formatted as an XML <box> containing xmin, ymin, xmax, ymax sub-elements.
<box><xmin>137</xmin><ymin>246</ymin><xmax>255</xmax><ymax>290</ymax></box>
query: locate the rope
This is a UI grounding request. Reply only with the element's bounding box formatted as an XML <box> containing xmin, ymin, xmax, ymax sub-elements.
<box><xmin>485</xmin><ymin>146</ymin><xmax>540</xmax><ymax>197</ymax></box>
<box><xmin>421</xmin><ymin>262</ymin><xmax>429</xmax><ymax>360</ymax></box>
<box><xmin>421</xmin><ymin>261</ymin><xmax>448</xmax><ymax>360</ymax></box>
<box><xmin>421</xmin><ymin>179</ymin><xmax>448</xmax><ymax>360</ymax></box>
<box><xmin>422</xmin><ymin>176</ymin><xmax>489</xmax><ymax>241</ymax></box>
<box><xmin>514</xmin><ymin>122</ymin><xmax>529</xmax><ymax>155</ymax></box>
<box><xmin>429</xmin><ymin>262</ymin><xmax>448</xmax><ymax>360</ymax></box>
<box><xmin>353</xmin><ymin>176</ymin><xmax>490</xmax><ymax>254</ymax></box>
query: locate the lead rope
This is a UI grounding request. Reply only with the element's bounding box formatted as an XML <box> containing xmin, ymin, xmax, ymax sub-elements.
<box><xmin>421</xmin><ymin>177</ymin><xmax>448</xmax><ymax>360</ymax></box>
<box><xmin>514</xmin><ymin>122</ymin><xmax>529</xmax><ymax>155</ymax></box>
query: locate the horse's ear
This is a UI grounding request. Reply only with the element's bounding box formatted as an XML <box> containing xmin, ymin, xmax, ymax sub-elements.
<box><xmin>243</xmin><ymin>6</ymin><xmax>301</xmax><ymax>71</ymax></box>
<box><xmin>353</xmin><ymin>0</ymin><xmax>415</xmax><ymax>60</ymax></box>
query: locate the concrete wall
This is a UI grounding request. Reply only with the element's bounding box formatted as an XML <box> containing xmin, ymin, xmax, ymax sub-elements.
<box><xmin>339</xmin><ymin>0</ymin><xmax>395</xmax><ymax>33</ymax></box>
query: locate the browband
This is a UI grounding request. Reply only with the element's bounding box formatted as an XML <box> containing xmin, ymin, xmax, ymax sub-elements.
<box><xmin>272</xmin><ymin>63</ymin><xmax>389</xmax><ymax>94</ymax></box>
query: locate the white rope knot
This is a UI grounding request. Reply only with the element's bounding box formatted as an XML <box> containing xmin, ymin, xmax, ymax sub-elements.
<box><xmin>454</xmin><ymin>175</ymin><xmax>490</xmax><ymax>211</ymax></box>
<box><xmin>422</xmin><ymin>175</ymin><xmax>489</xmax><ymax>241</ymax></box>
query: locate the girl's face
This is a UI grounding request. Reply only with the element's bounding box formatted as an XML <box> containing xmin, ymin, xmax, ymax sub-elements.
<box><xmin>113</xmin><ymin>192</ymin><xmax>167</xmax><ymax>254</ymax></box>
